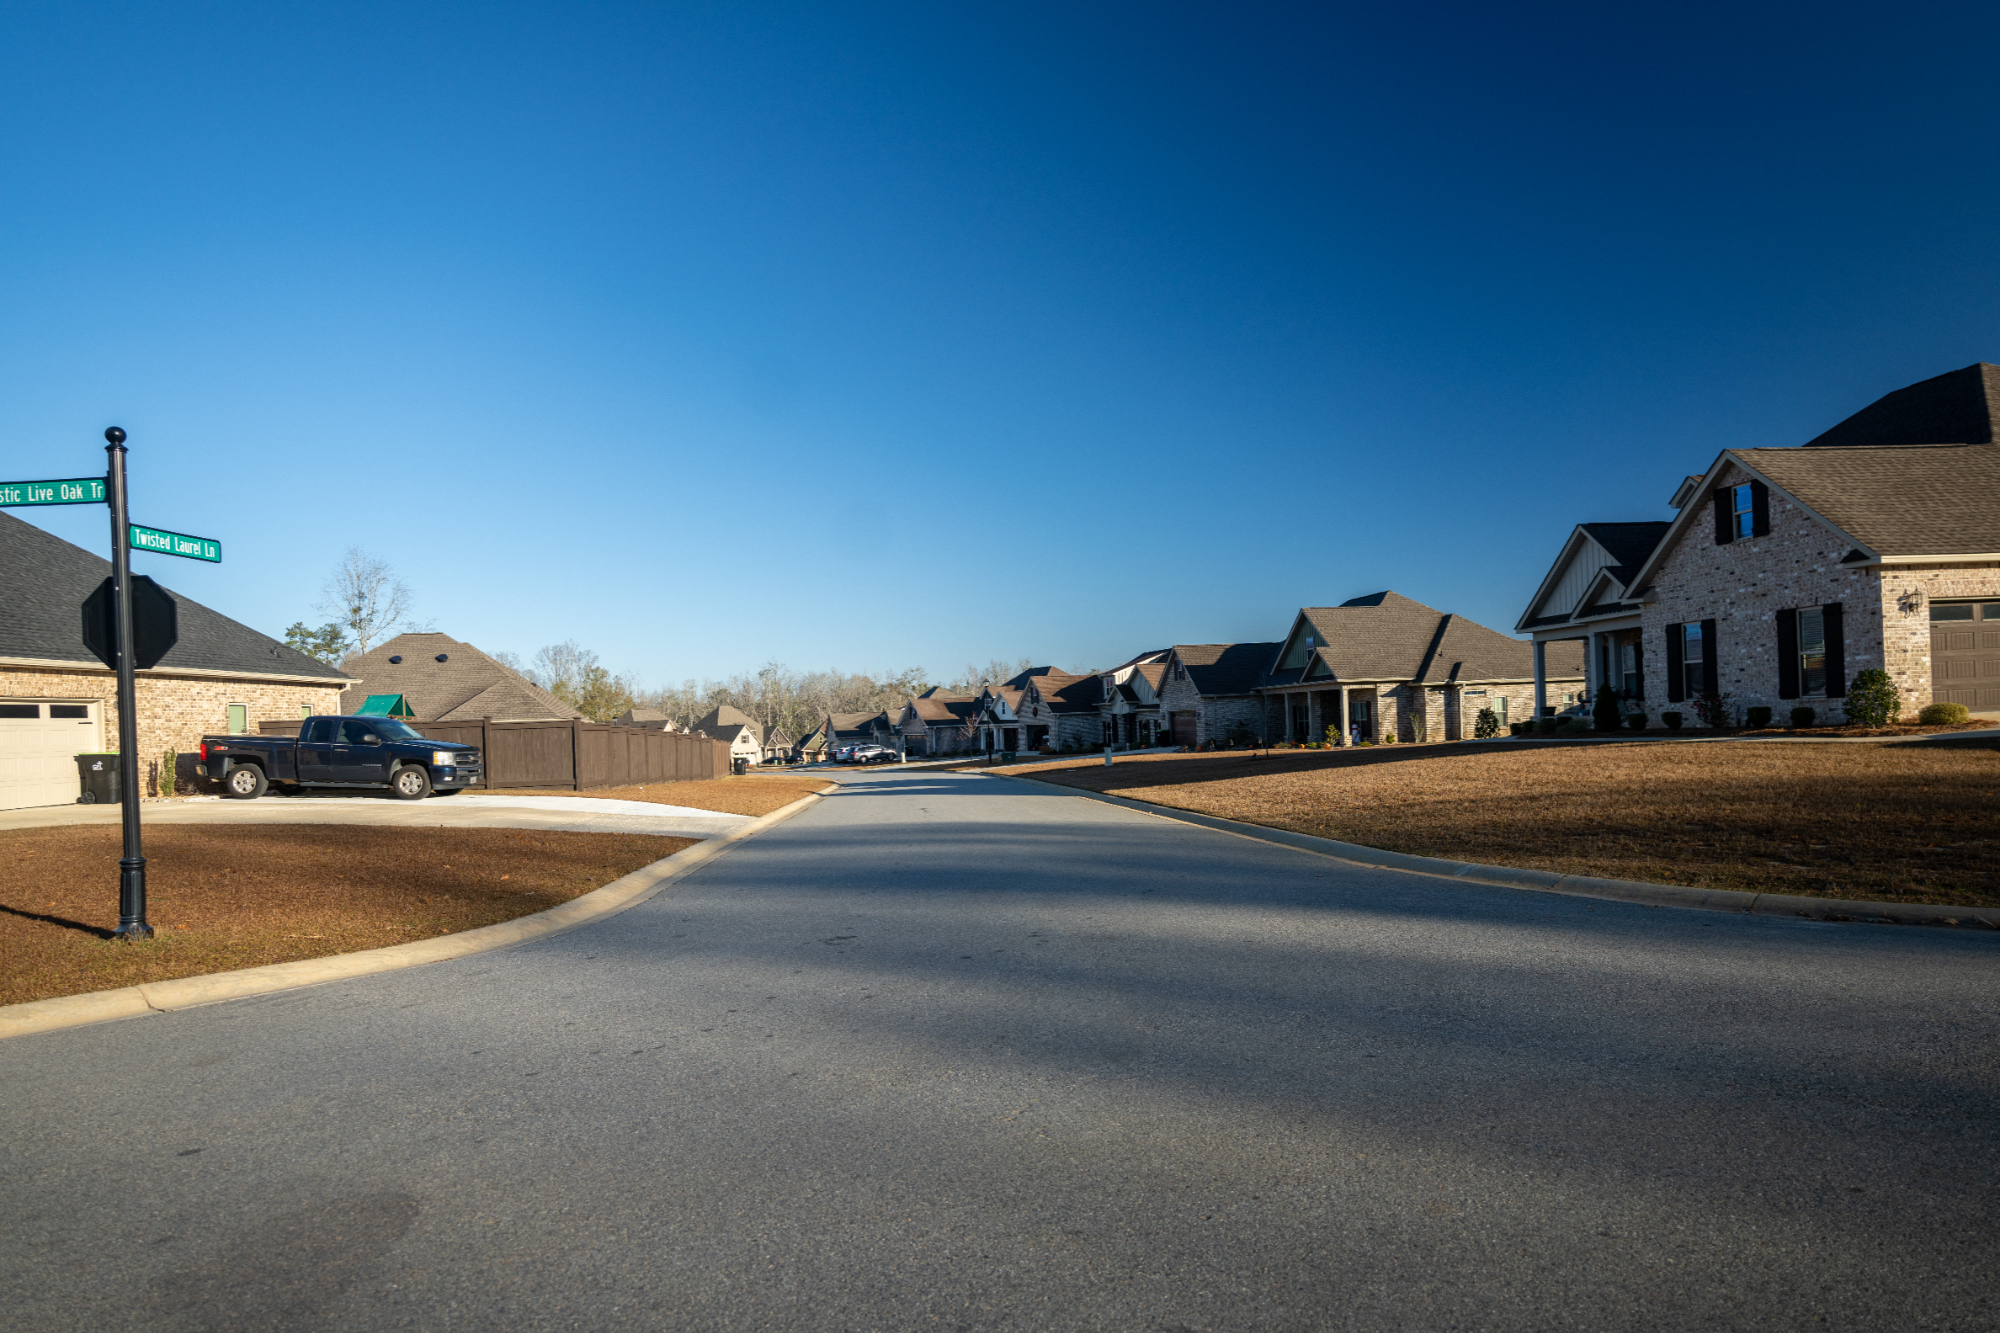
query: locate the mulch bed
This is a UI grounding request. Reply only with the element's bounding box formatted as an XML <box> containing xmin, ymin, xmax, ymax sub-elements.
<box><xmin>467</xmin><ymin>776</ymin><xmax>831</xmax><ymax>818</ymax></box>
<box><xmin>997</xmin><ymin>740</ymin><xmax>2000</xmax><ymax>908</ymax></box>
<box><xmin>0</xmin><ymin>826</ymin><xmax>688</xmax><ymax>1007</ymax></box>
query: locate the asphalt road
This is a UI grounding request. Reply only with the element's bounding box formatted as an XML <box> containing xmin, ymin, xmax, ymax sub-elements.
<box><xmin>3</xmin><ymin>769</ymin><xmax>1995</xmax><ymax>1331</ymax></box>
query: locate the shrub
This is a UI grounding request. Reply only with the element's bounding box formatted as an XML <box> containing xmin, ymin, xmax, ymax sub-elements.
<box><xmin>157</xmin><ymin>748</ymin><xmax>176</xmax><ymax>797</ymax></box>
<box><xmin>1509</xmin><ymin>721</ymin><xmax>1529</xmax><ymax>736</ymax></box>
<box><xmin>1918</xmin><ymin>701</ymin><xmax>1971</xmax><ymax>725</ymax></box>
<box><xmin>1474</xmin><ymin>706</ymin><xmax>1500</xmax><ymax>739</ymax></box>
<box><xmin>1843</xmin><ymin>668</ymin><xmax>1902</xmax><ymax>727</ymax></box>
<box><xmin>1592</xmin><ymin>685</ymin><xmax>1624</xmax><ymax>732</ymax></box>
<box><xmin>1790</xmin><ymin>706</ymin><xmax>1816</xmax><ymax>728</ymax></box>
<box><xmin>1744</xmin><ymin>706</ymin><xmax>1773</xmax><ymax>729</ymax></box>
<box><xmin>1227</xmin><ymin>722</ymin><xmax>1261</xmax><ymax>748</ymax></box>
<box><xmin>1535</xmin><ymin>717</ymin><xmax>1559</xmax><ymax>735</ymax></box>
<box><xmin>1691</xmin><ymin>693</ymin><xmax>1730</xmax><ymax>729</ymax></box>
<box><xmin>1623</xmin><ymin>713</ymin><xmax>1647</xmax><ymax>731</ymax></box>
<box><xmin>1661</xmin><ymin>711</ymin><xmax>1684</xmax><ymax>731</ymax></box>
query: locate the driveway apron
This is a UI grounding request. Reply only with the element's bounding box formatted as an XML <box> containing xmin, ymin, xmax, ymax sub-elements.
<box><xmin>1</xmin><ymin>769</ymin><xmax>1994</xmax><ymax>1331</ymax></box>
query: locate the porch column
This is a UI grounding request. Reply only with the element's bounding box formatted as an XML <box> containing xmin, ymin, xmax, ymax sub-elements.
<box><xmin>1306</xmin><ymin>691</ymin><xmax>1321</xmax><ymax>744</ymax></box>
<box><xmin>1282</xmin><ymin>692</ymin><xmax>1294</xmax><ymax>742</ymax></box>
<box><xmin>1533</xmin><ymin>641</ymin><xmax>1548</xmax><ymax>718</ymax></box>
<box><xmin>1338</xmin><ymin>687</ymin><xmax>1352</xmax><ymax>745</ymax></box>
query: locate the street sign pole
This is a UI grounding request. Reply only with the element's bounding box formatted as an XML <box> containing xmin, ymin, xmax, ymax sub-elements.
<box><xmin>103</xmin><ymin>427</ymin><xmax>152</xmax><ymax>942</ymax></box>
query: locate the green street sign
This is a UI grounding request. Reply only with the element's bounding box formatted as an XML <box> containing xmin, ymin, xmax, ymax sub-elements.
<box><xmin>129</xmin><ymin>524</ymin><xmax>221</xmax><ymax>563</ymax></box>
<box><xmin>0</xmin><ymin>477</ymin><xmax>105</xmax><ymax>507</ymax></box>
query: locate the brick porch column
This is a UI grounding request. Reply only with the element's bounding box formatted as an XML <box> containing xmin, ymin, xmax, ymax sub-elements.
<box><xmin>1533</xmin><ymin>641</ymin><xmax>1548</xmax><ymax>718</ymax></box>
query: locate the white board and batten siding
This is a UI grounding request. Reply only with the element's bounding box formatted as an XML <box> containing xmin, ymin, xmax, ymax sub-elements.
<box><xmin>1533</xmin><ymin>535</ymin><xmax>1618</xmax><ymax>623</ymax></box>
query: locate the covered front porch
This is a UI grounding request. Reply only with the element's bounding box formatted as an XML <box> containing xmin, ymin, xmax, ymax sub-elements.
<box><xmin>1531</xmin><ymin>612</ymin><xmax>1643</xmax><ymax>718</ymax></box>
<box><xmin>1261</xmin><ymin>682</ymin><xmax>1389</xmax><ymax>745</ymax></box>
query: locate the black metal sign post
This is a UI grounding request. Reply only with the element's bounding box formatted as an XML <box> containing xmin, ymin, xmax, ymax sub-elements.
<box><xmin>103</xmin><ymin>427</ymin><xmax>153</xmax><ymax>941</ymax></box>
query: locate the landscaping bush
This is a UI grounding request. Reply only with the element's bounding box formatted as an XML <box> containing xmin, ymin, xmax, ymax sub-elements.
<box><xmin>1744</xmin><ymin>706</ymin><xmax>1773</xmax><ymax>729</ymax></box>
<box><xmin>1919</xmin><ymin>701</ymin><xmax>1971</xmax><ymax>725</ymax></box>
<box><xmin>1790</xmin><ymin>706</ymin><xmax>1817</xmax><ymax>728</ymax></box>
<box><xmin>1474</xmin><ymin>707</ymin><xmax>1500</xmax><ymax>739</ymax></box>
<box><xmin>1593</xmin><ymin>684</ymin><xmax>1624</xmax><ymax>732</ymax></box>
<box><xmin>1509</xmin><ymin>721</ymin><xmax>1529</xmax><ymax>737</ymax></box>
<box><xmin>1843</xmin><ymin>668</ymin><xmax>1902</xmax><ymax>727</ymax></box>
<box><xmin>1227</xmin><ymin>722</ymin><xmax>1262</xmax><ymax>748</ymax></box>
<box><xmin>1535</xmin><ymin>717</ymin><xmax>1559</xmax><ymax>735</ymax></box>
<box><xmin>1661</xmin><ymin>711</ymin><xmax>1684</xmax><ymax>731</ymax></box>
<box><xmin>1691</xmin><ymin>692</ymin><xmax>1730</xmax><ymax>729</ymax></box>
<box><xmin>1624</xmin><ymin>713</ymin><xmax>1647</xmax><ymax>731</ymax></box>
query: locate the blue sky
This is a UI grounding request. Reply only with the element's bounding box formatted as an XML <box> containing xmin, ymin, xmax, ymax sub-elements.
<box><xmin>5</xmin><ymin>2</ymin><xmax>1999</xmax><ymax>685</ymax></box>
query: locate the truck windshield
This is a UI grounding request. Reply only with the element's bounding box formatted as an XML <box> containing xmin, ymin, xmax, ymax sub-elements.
<box><xmin>373</xmin><ymin>720</ymin><xmax>425</xmax><ymax>740</ymax></box>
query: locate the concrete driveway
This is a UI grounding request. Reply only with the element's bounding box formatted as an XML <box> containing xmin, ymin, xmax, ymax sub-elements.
<box><xmin>1</xmin><ymin>768</ymin><xmax>1993</xmax><ymax>1331</ymax></box>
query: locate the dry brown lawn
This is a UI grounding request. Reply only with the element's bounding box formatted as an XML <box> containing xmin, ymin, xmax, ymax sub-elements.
<box><xmin>999</xmin><ymin>739</ymin><xmax>2000</xmax><ymax>908</ymax></box>
<box><xmin>0</xmin><ymin>826</ymin><xmax>688</xmax><ymax>1007</ymax></box>
<box><xmin>467</xmin><ymin>775</ymin><xmax>831</xmax><ymax>817</ymax></box>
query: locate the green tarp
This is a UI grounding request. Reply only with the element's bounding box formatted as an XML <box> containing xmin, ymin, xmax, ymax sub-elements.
<box><xmin>354</xmin><ymin>693</ymin><xmax>416</xmax><ymax>718</ymax></box>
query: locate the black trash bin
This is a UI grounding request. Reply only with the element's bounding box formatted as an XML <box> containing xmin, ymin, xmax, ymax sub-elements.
<box><xmin>76</xmin><ymin>753</ymin><xmax>120</xmax><ymax>804</ymax></box>
<box><xmin>732</xmin><ymin>756</ymin><xmax>748</xmax><ymax>776</ymax></box>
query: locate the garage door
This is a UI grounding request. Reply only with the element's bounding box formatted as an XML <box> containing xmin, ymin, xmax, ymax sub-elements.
<box><xmin>1171</xmin><ymin>711</ymin><xmax>1197</xmax><ymax>746</ymax></box>
<box><xmin>0</xmin><ymin>700</ymin><xmax>102</xmax><ymax>810</ymax></box>
<box><xmin>1930</xmin><ymin>601</ymin><xmax>2000</xmax><ymax>711</ymax></box>
<box><xmin>0</xmin><ymin>700</ymin><xmax>101</xmax><ymax>804</ymax></box>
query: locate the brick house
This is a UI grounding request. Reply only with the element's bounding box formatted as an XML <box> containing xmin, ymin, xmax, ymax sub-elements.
<box><xmin>1095</xmin><ymin>652</ymin><xmax>1169</xmax><ymax>749</ymax></box>
<box><xmin>1156</xmin><ymin>642</ymin><xmax>1282</xmax><ymax>746</ymax></box>
<box><xmin>340</xmin><ymin>633</ymin><xmax>579</xmax><ymax>722</ymax></box>
<box><xmin>1013</xmin><ymin>672</ymin><xmax>1100</xmax><ymax>752</ymax></box>
<box><xmin>1260</xmin><ymin>592</ymin><xmax>1581</xmax><ymax>744</ymax></box>
<box><xmin>895</xmin><ymin>690</ymin><xmax>980</xmax><ymax>756</ymax></box>
<box><xmin>826</xmin><ymin>710</ymin><xmax>894</xmax><ymax>755</ymax></box>
<box><xmin>1515</xmin><ymin>522</ymin><xmax>1673</xmax><ymax>717</ymax></box>
<box><xmin>1570</xmin><ymin>362</ymin><xmax>2000</xmax><ymax>726</ymax></box>
<box><xmin>0</xmin><ymin>511</ymin><xmax>351</xmax><ymax>809</ymax></box>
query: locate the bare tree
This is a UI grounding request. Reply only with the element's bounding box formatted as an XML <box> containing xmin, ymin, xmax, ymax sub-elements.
<box><xmin>316</xmin><ymin>548</ymin><xmax>412</xmax><ymax>656</ymax></box>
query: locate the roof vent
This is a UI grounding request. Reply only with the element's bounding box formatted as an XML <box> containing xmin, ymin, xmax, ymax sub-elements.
<box><xmin>435</xmin><ymin>653</ymin><xmax>449</xmax><ymax>662</ymax></box>
<box><xmin>388</xmin><ymin>655</ymin><xmax>402</xmax><ymax>664</ymax></box>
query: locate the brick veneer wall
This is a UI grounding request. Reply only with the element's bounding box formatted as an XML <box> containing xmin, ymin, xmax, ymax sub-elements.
<box><xmin>1638</xmin><ymin>460</ymin><xmax>1891</xmax><ymax>727</ymax></box>
<box><xmin>1158</xmin><ymin>674</ymin><xmax>1269</xmax><ymax>744</ymax></box>
<box><xmin>0</xmin><ymin>666</ymin><xmax>347</xmax><ymax>791</ymax></box>
<box><xmin>1878</xmin><ymin>565</ymin><xmax>2000</xmax><ymax>710</ymax></box>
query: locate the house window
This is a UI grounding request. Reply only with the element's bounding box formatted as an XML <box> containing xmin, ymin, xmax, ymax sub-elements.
<box><xmin>1799</xmin><ymin>606</ymin><xmax>1828</xmax><ymax>695</ymax></box>
<box><xmin>1620</xmin><ymin>641</ymin><xmax>1640</xmax><ymax>697</ymax></box>
<box><xmin>300</xmin><ymin>704</ymin><xmax>313</xmax><ymax>719</ymax></box>
<box><xmin>1730</xmin><ymin>484</ymin><xmax>1755</xmax><ymax>539</ymax></box>
<box><xmin>227</xmin><ymin>704</ymin><xmax>248</xmax><ymax>734</ymax></box>
<box><xmin>1680</xmin><ymin>624</ymin><xmax>1704</xmax><ymax>699</ymax></box>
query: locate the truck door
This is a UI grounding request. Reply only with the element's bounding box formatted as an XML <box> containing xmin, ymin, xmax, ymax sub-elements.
<box><xmin>297</xmin><ymin>716</ymin><xmax>340</xmax><ymax>782</ymax></box>
<box><xmin>329</xmin><ymin>718</ymin><xmax>396</xmax><ymax>785</ymax></box>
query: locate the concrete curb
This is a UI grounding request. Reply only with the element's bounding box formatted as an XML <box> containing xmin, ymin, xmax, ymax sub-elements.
<box><xmin>0</xmin><ymin>790</ymin><xmax>828</xmax><ymax>1042</ymax></box>
<box><xmin>989</xmin><ymin>773</ymin><xmax>2000</xmax><ymax>932</ymax></box>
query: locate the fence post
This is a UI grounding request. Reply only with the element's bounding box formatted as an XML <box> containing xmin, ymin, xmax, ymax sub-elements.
<box><xmin>480</xmin><ymin>717</ymin><xmax>491</xmax><ymax>785</ymax></box>
<box><xmin>570</xmin><ymin>717</ymin><xmax>583</xmax><ymax>791</ymax></box>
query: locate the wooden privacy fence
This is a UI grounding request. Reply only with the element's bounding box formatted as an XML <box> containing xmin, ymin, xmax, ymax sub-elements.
<box><xmin>256</xmin><ymin>717</ymin><xmax>731</xmax><ymax>788</ymax></box>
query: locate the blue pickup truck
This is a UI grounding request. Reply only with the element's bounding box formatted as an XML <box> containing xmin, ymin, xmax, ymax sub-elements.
<box><xmin>196</xmin><ymin>716</ymin><xmax>484</xmax><ymax>800</ymax></box>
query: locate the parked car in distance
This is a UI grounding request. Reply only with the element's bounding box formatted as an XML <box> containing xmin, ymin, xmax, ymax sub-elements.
<box><xmin>849</xmin><ymin>745</ymin><xmax>899</xmax><ymax>765</ymax></box>
<box><xmin>196</xmin><ymin>716</ymin><xmax>484</xmax><ymax>800</ymax></box>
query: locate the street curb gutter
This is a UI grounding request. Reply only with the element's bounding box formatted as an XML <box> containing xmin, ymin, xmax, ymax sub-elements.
<box><xmin>990</xmin><ymin>774</ymin><xmax>2000</xmax><ymax>931</ymax></box>
<box><xmin>0</xmin><ymin>790</ymin><xmax>829</xmax><ymax>1042</ymax></box>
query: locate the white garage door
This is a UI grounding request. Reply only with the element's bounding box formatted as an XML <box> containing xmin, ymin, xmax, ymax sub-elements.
<box><xmin>0</xmin><ymin>700</ymin><xmax>102</xmax><ymax>811</ymax></box>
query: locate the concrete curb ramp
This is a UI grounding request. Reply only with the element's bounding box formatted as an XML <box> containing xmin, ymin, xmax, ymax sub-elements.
<box><xmin>994</xmin><ymin>774</ymin><xmax>2000</xmax><ymax>931</ymax></box>
<box><xmin>0</xmin><ymin>791</ymin><xmax>827</xmax><ymax>1042</ymax></box>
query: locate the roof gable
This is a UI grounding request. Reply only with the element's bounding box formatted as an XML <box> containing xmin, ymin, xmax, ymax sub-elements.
<box><xmin>339</xmin><ymin>632</ymin><xmax>579</xmax><ymax>721</ymax></box>
<box><xmin>0</xmin><ymin>512</ymin><xmax>353</xmax><ymax>682</ymax></box>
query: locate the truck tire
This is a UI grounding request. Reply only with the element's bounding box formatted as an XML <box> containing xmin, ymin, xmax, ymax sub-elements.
<box><xmin>389</xmin><ymin>765</ymin><xmax>432</xmax><ymax>800</ymax></box>
<box><xmin>223</xmin><ymin>764</ymin><xmax>267</xmax><ymax>800</ymax></box>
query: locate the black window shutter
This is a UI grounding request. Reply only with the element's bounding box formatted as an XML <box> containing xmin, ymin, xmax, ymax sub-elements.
<box><xmin>1666</xmin><ymin>624</ymin><xmax>1685</xmax><ymax>702</ymax></box>
<box><xmin>1700</xmin><ymin>618</ymin><xmax>1719</xmax><ymax>696</ymax></box>
<box><xmin>1632</xmin><ymin>637</ymin><xmax>1645</xmax><ymax>700</ymax></box>
<box><xmin>1713</xmin><ymin>491</ymin><xmax>1732</xmax><ymax>545</ymax></box>
<box><xmin>1824</xmin><ymin>602</ymin><xmax>1845</xmax><ymax>697</ymax></box>
<box><xmin>1775</xmin><ymin>609</ymin><xmax>1799</xmax><ymax>699</ymax></box>
<box><xmin>1750</xmin><ymin>480</ymin><xmax>1770</xmax><ymax>537</ymax></box>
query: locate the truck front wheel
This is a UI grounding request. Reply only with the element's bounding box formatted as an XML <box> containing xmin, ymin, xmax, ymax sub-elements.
<box><xmin>223</xmin><ymin>764</ymin><xmax>267</xmax><ymax>800</ymax></box>
<box><xmin>389</xmin><ymin>765</ymin><xmax>432</xmax><ymax>800</ymax></box>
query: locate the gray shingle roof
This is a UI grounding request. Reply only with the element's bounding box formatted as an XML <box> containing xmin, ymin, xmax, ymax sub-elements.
<box><xmin>0</xmin><ymin>511</ymin><xmax>351</xmax><ymax>681</ymax></box>
<box><xmin>1265</xmin><ymin>591</ymin><xmax>1579</xmax><ymax>686</ymax></box>
<box><xmin>1171</xmin><ymin>642</ymin><xmax>1281</xmax><ymax>696</ymax></box>
<box><xmin>1804</xmin><ymin>362</ymin><xmax>2000</xmax><ymax>448</ymax></box>
<box><xmin>338</xmin><ymin>633</ymin><xmax>579</xmax><ymax>720</ymax></box>
<box><xmin>694</xmin><ymin>705</ymin><xmax>762</xmax><ymax>743</ymax></box>
<box><xmin>1736</xmin><ymin>443</ymin><xmax>2000</xmax><ymax>555</ymax></box>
